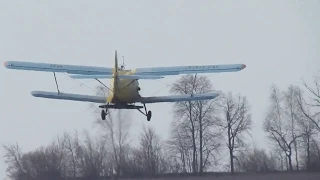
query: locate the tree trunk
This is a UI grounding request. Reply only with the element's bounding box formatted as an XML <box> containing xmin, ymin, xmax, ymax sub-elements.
<box><xmin>294</xmin><ymin>140</ymin><xmax>299</xmax><ymax>170</ymax></box>
<box><xmin>287</xmin><ymin>152</ymin><xmax>293</xmax><ymax>171</ymax></box>
<box><xmin>228</xmin><ymin>123</ymin><xmax>234</xmax><ymax>173</ymax></box>
<box><xmin>188</xmin><ymin>101</ymin><xmax>197</xmax><ymax>174</ymax></box>
<box><xmin>181</xmin><ymin>149</ymin><xmax>186</xmax><ymax>172</ymax></box>
<box><xmin>230</xmin><ymin>149</ymin><xmax>234</xmax><ymax>173</ymax></box>
<box><xmin>199</xmin><ymin>110</ymin><xmax>203</xmax><ymax>173</ymax></box>
<box><xmin>285</xmin><ymin>154</ymin><xmax>289</xmax><ymax>171</ymax></box>
<box><xmin>307</xmin><ymin>136</ymin><xmax>310</xmax><ymax>171</ymax></box>
<box><xmin>192</xmin><ymin>127</ymin><xmax>196</xmax><ymax>174</ymax></box>
<box><xmin>280</xmin><ymin>152</ymin><xmax>284</xmax><ymax>171</ymax></box>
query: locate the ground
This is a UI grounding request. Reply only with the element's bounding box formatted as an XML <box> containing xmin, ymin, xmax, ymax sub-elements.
<box><xmin>119</xmin><ymin>172</ymin><xmax>320</xmax><ymax>180</ymax></box>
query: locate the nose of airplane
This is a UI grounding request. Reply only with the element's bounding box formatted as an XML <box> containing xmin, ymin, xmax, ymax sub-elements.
<box><xmin>242</xmin><ymin>64</ymin><xmax>246</xmax><ymax>69</ymax></box>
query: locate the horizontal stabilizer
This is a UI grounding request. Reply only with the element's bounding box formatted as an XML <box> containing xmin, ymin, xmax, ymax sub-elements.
<box><xmin>139</xmin><ymin>92</ymin><xmax>220</xmax><ymax>104</ymax></box>
<box><xmin>31</xmin><ymin>91</ymin><xmax>106</xmax><ymax>103</ymax></box>
<box><xmin>69</xmin><ymin>74</ymin><xmax>164</xmax><ymax>79</ymax></box>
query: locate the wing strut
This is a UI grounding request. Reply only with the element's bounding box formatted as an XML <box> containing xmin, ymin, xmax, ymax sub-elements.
<box><xmin>94</xmin><ymin>78</ymin><xmax>113</xmax><ymax>92</ymax></box>
<box><xmin>191</xmin><ymin>73</ymin><xmax>197</xmax><ymax>97</ymax></box>
<box><xmin>53</xmin><ymin>72</ymin><xmax>60</xmax><ymax>94</ymax></box>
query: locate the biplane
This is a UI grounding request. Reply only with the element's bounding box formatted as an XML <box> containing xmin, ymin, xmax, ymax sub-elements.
<box><xmin>4</xmin><ymin>51</ymin><xmax>246</xmax><ymax>121</ymax></box>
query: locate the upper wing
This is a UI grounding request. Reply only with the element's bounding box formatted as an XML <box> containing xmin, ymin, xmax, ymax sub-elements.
<box><xmin>4</xmin><ymin>61</ymin><xmax>113</xmax><ymax>75</ymax></box>
<box><xmin>4</xmin><ymin>61</ymin><xmax>245</xmax><ymax>76</ymax></box>
<box><xmin>134</xmin><ymin>64</ymin><xmax>246</xmax><ymax>76</ymax></box>
<box><xmin>139</xmin><ymin>92</ymin><xmax>220</xmax><ymax>103</ymax></box>
<box><xmin>31</xmin><ymin>91</ymin><xmax>106</xmax><ymax>103</ymax></box>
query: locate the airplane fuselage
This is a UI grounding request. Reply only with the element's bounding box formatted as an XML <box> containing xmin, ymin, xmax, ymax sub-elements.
<box><xmin>106</xmin><ymin>69</ymin><xmax>141</xmax><ymax>104</ymax></box>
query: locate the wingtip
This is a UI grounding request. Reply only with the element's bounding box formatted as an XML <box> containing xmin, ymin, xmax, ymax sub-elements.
<box><xmin>4</xmin><ymin>61</ymin><xmax>9</xmax><ymax>68</ymax></box>
<box><xmin>31</xmin><ymin>91</ymin><xmax>43</xmax><ymax>96</ymax></box>
<box><xmin>4</xmin><ymin>61</ymin><xmax>14</xmax><ymax>68</ymax></box>
<box><xmin>30</xmin><ymin>91</ymin><xmax>38</xmax><ymax>97</ymax></box>
<box><xmin>31</xmin><ymin>91</ymin><xmax>60</xmax><ymax>97</ymax></box>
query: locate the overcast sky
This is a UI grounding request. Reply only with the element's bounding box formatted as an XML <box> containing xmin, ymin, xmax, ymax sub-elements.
<box><xmin>1</xmin><ymin>0</ymin><xmax>319</xmax><ymax>178</ymax></box>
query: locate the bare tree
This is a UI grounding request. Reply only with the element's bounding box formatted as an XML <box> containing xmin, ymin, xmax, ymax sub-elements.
<box><xmin>216</xmin><ymin>92</ymin><xmax>252</xmax><ymax>173</ymax></box>
<box><xmin>3</xmin><ymin>131</ymin><xmax>112</xmax><ymax>179</ymax></box>
<box><xmin>293</xmin><ymin>82</ymin><xmax>320</xmax><ymax>171</ymax></box>
<box><xmin>3</xmin><ymin>136</ymin><xmax>67</xmax><ymax>180</ymax></box>
<box><xmin>302</xmin><ymin>76</ymin><xmax>320</xmax><ymax>107</ymax></box>
<box><xmin>62</xmin><ymin>130</ymin><xmax>82</xmax><ymax>178</ymax></box>
<box><xmin>91</xmin><ymin>85</ymin><xmax>133</xmax><ymax>177</ymax></box>
<box><xmin>169</xmin><ymin>74</ymin><xmax>222</xmax><ymax>173</ymax></box>
<box><xmin>75</xmin><ymin>130</ymin><xmax>109</xmax><ymax>178</ymax></box>
<box><xmin>272</xmin><ymin>145</ymin><xmax>287</xmax><ymax>171</ymax></box>
<box><xmin>263</xmin><ymin>84</ymin><xmax>303</xmax><ymax>171</ymax></box>
<box><xmin>167</xmin><ymin>121</ymin><xmax>193</xmax><ymax>173</ymax></box>
<box><xmin>294</xmin><ymin>89</ymin><xmax>318</xmax><ymax>170</ymax></box>
<box><xmin>297</xmin><ymin>118</ymin><xmax>317</xmax><ymax>170</ymax></box>
<box><xmin>309</xmin><ymin>137</ymin><xmax>320</xmax><ymax>171</ymax></box>
<box><xmin>283</xmin><ymin>85</ymin><xmax>303</xmax><ymax>170</ymax></box>
<box><xmin>237</xmin><ymin>145</ymin><xmax>278</xmax><ymax>172</ymax></box>
<box><xmin>134</xmin><ymin>126</ymin><xmax>167</xmax><ymax>176</ymax></box>
<box><xmin>2</xmin><ymin>143</ymin><xmax>28</xmax><ymax>180</ymax></box>
<box><xmin>170</xmin><ymin>74</ymin><xmax>200</xmax><ymax>173</ymax></box>
<box><xmin>299</xmin><ymin>76</ymin><xmax>320</xmax><ymax>131</ymax></box>
<box><xmin>94</xmin><ymin>109</ymin><xmax>132</xmax><ymax>177</ymax></box>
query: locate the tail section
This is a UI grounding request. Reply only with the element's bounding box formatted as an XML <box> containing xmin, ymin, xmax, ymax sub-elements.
<box><xmin>113</xmin><ymin>50</ymin><xmax>119</xmax><ymax>96</ymax></box>
<box><xmin>114</xmin><ymin>50</ymin><xmax>118</xmax><ymax>74</ymax></box>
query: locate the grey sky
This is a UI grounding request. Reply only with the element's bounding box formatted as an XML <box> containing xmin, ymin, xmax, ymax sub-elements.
<box><xmin>1</xmin><ymin>0</ymin><xmax>319</xmax><ymax>178</ymax></box>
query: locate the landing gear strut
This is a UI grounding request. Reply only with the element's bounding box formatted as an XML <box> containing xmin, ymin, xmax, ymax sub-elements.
<box><xmin>137</xmin><ymin>103</ymin><xmax>152</xmax><ymax>121</ymax></box>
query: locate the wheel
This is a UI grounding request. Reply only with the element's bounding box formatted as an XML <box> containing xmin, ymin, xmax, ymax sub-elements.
<box><xmin>101</xmin><ymin>110</ymin><xmax>106</xmax><ymax>120</ymax></box>
<box><xmin>147</xmin><ymin>110</ymin><xmax>152</xmax><ymax>121</ymax></box>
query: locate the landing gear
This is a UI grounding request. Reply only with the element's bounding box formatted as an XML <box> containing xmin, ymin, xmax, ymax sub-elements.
<box><xmin>144</xmin><ymin>103</ymin><xmax>152</xmax><ymax>121</ymax></box>
<box><xmin>147</xmin><ymin>110</ymin><xmax>152</xmax><ymax>121</ymax></box>
<box><xmin>101</xmin><ymin>109</ymin><xmax>106</xmax><ymax>120</ymax></box>
<box><xmin>137</xmin><ymin>103</ymin><xmax>152</xmax><ymax>121</ymax></box>
<box><xmin>101</xmin><ymin>107</ymin><xmax>110</xmax><ymax>120</ymax></box>
<box><xmin>99</xmin><ymin>102</ymin><xmax>152</xmax><ymax>122</ymax></box>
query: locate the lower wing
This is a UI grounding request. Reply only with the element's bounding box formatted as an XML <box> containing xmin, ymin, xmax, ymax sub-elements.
<box><xmin>30</xmin><ymin>91</ymin><xmax>219</xmax><ymax>104</ymax></box>
<box><xmin>31</xmin><ymin>91</ymin><xmax>106</xmax><ymax>103</ymax></box>
<box><xmin>139</xmin><ymin>92</ymin><xmax>220</xmax><ymax>103</ymax></box>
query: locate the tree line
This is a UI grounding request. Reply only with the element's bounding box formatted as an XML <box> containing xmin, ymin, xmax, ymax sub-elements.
<box><xmin>2</xmin><ymin>74</ymin><xmax>320</xmax><ymax>179</ymax></box>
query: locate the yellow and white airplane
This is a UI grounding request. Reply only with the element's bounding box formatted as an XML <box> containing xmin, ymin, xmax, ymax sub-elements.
<box><xmin>4</xmin><ymin>51</ymin><xmax>246</xmax><ymax>121</ymax></box>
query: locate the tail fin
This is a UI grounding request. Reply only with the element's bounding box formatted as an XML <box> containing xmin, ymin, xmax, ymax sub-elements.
<box><xmin>114</xmin><ymin>50</ymin><xmax>118</xmax><ymax>73</ymax></box>
<box><xmin>113</xmin><ymin>50</ymin><xmax>119</xmax><ymax>94</ymax></box>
